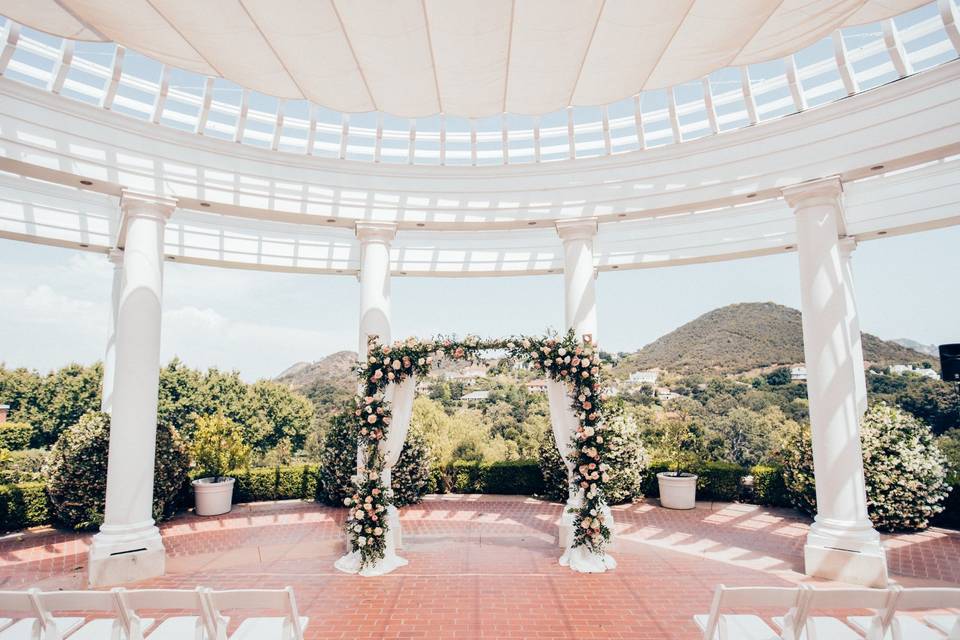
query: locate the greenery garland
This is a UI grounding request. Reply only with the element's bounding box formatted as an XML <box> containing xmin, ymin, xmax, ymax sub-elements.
<box><xmin>343</xmin><ymin>331</ymin><xmax>611</xmax><ymax>568</ymax></box>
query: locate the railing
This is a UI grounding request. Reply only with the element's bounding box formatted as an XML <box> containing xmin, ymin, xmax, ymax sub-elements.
<box><xmin>0</xmin><ymin>1</ymin><xmax>958</xmax><ymax>167</ymax></box>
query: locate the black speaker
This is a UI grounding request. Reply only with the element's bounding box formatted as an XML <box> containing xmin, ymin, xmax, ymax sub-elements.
<box><xmin>941</xmin><ymin>344</ymin><xmax>960</xmax><ymax>382</ymax></box>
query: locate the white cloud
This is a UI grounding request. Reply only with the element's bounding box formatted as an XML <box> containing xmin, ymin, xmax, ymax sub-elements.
<box><xmin>161</xmin><ymin>306</ymin><xmax>349</xmax><ymax>380</ymax></box>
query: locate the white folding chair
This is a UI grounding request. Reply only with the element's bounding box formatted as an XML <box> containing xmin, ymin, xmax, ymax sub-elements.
<box><xmin>203</xmin><ymin>588</ymin><xmax>307</xmax><ymax>640</ymax></box>
<box><xmin>694</xmin><ymin>585</ymin><xmax>804</xmax><ymax>640</ymax></box>
<box><xmin>33</xmin><ymin>590</ymin><xmax>139</xmax><ymax>640</ymax></box>
<box><xmin>877</xmin><ymin>587</ymin><xmax>959</xmax><ymax>640</ymax></box>
<box><xmin>117</xmin><ymin>588</ymin><xmax>216</xmax><ymax>640</ymax></box>
<box><xmin>0</xmin><ymin>590</ymin><xmax>83</xmax><ymax>640</ymax></box>
<box><xmin>775</xmin><ymin>585</ymin><xmax>899</xmax><ymax>640</ymax></box>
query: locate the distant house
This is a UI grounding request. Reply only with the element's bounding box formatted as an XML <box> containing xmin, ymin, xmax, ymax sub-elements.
<box><xmin>0</xmin><ymin>404</ymin><xmax>8</xmax><ymax>423</ymax></box>
<box><xmin>790</xmin><ymin>366</ymin><xmax>807</xmax><ymax>381</ymax></box>
<box><xmin>890</xmin><ymin>364</ymin><xmax>939</xmax><ymax>379</ymax></box>
<box><xmin>656</xmin><ymin>387</ymin><xmax>679</xmax><ymax>401</ymax></box>
<box><xmin>627</xmin><ymin>370</ymin><xmax>659</xmax><ymax>386</ymax></box>
<box><xmin>526</xmin><ymin>379</ymin><xmax>548</xmax><ymax>394</ymax></box>
<box><xmin>460</xmin><ymin>390</ymin><xmax>490</xmax><ymax>403</ymax></box>
<box><xmin>443</xmin><ymin>364</ymin><xmax>489</xmax><ymax>384</ymax></box>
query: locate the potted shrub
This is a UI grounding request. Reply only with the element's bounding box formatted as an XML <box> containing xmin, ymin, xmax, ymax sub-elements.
<box><xmin>190</xmin><ymin>414</ymin><xmax>251</xmax><ymax>516</ymax></box>
<box><xmin>656</xmin><ymin>417</ymin><xmax>699</xmax><ymax>509</ymax></box>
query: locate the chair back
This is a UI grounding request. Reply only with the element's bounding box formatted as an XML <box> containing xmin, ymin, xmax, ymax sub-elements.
<box><xmin>701</xmin><ymin>585</ymin><xmax>803</xmax><ymax>640</ymax></box>
<box><xmin>204</xmin><ymin>587</ymin><xmax>302</xmax><ymax>640</ymax></box>
<box><xmin>34</xmin><ymin>589</ymin><xmax>124</xmax><ymax>640</ymax></box>
<box><xmin>797</xmin><ymin>586</ymin><xmax>899</xmax><ymax>640</ymax></box>
<box><xmin>117</xmin><ymin>588</ymin><xmax>216</xmax><ymax>640</ymax></box>
<box><xmin>893</xmin><ymin>588</ymin><xmax>960</xmax><ymax>640</ymax></box>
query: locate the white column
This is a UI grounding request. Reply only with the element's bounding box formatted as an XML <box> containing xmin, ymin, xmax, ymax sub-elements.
<box><xmin>553</xmin><ymin>217</ymin><xmax>599</xmax><ymax>549</ymax></box>
<box><xmin>89</xmin><ymin>191</ymin><xmax>175</xmax><ymax>586</ymax></box>
<box><xmin>838</xmin><ymin>237</ymin><xmax>869</xmax><ymax>418</ymax></box>
<box><xmin>355</xmin><ymin>221</ymin><xmax>402</xmax><ymax>551</ymax></box>
<box><xmin>782</xmin><ymin>177</ymin><xmax>887</xmax><ymax>587</ymax></box>
<box><xmin>556</xmin><ymin>218</ymin><xmax>598</xmax><ymax>340</ymax></box>
<box><xmin>356</xmin><ymin>222</ymin><xmax>396</xmax><ymax>358</ymax></box>
<box><xmin>100</xmin><ymin>248</ymin><xmax>124</xmax><ymax>414</ymax></box>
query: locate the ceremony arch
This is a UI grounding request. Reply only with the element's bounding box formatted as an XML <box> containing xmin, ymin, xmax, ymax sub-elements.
<box><xmin>333</xmin><ymin>332</ymin><xmax>617</xmax><ymax>577</ymax></box>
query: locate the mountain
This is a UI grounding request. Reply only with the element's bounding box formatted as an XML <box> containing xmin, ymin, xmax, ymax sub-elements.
<box><xmin>275</xmin><ymin>350</ymin><xmax>357</xmax><ymax>392</ymax></box>
<box><xmin>891</xmin><ymin>338</ymin><xmax>940</xmax><ymax>358</ymax></box>
<box><xmin>616</xmin><ymin>302</ymin><xmax>930</xmax><ymax>376</ymax></box>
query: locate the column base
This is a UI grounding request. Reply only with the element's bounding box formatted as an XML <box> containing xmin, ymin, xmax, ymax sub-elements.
<box><xmin>803</xmin><ymin>518</ymin><xmax>888</xmax><ymax>587</ymax></box>
<box><xmin>88</xmin><ymin>520</ymin><xmax>165</xmax><ymax>586</ymax></box>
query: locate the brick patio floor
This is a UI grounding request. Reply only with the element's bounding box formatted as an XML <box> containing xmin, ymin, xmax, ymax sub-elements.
<box><xmin>1</xmin><ymin>495</ymin><xmax>958</xmax><ymax>639</ymax></box>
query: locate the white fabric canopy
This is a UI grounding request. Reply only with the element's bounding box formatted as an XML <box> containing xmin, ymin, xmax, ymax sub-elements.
<box><xmin>2</xmin><ymin>0</ymin><xmax>928</xmax><ymax>117</ymax></box>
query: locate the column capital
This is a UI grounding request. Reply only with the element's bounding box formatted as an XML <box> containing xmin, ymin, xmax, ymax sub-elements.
<box><xmin>107</xmin><ymin>248</ymin><xmax>124</xmax><ymax>266</ymax></box>
<box><xmin>781</xmin><ymin>176</ymin><xmax>843</xmax><ymax>210</ymax></box>
<box><xmin>355</xmin><ymin>221</ymin><xmax>397</xmax><ymax>244</ymax></box>
<box><xmin>555</xmin><ymin>217</ymin><xmax>598</xmax><ymax>242</ymax></box>
<box><xmin>119</xmin><ymin>190</ymin><xmax>177</xmax><ymax>221</ymax></box>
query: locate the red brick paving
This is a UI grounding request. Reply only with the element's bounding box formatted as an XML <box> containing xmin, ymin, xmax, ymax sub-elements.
<box><xmin>1</xmin><ymin>496</ymin><xmax>957</xmax><ymax>639</ymax></box>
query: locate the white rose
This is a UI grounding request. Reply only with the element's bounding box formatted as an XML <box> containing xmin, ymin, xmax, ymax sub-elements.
<box><xmin>392</xmin><ymin>359</ymin><xmax>401</xmax><ymax>370</ymax></box>
<box><xmin>354</xmin><ymin>524</ymin><xmax>362</xmax><ymax>533</ymax></box>
<box><xmin>358</xmin><ymin>536</ymin><xmax>367</xmax><ymax>546</ymax></box>
<box><xmin>355</xmin><ymin>510</ymin><xmax>364</xmax><ymax>519</ymax></box>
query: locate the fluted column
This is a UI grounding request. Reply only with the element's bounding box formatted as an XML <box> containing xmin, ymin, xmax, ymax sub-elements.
<box><xmin>100</xmin><ymin>248</ymin><xmax>124</xmax><ymax>414</ymax></box>
<box><xmin>88</xmin><ymin>191</ymin><xmax>175</xmax><ymax>586</ymax></box>
<box><xmin>356</xmin><ymin>222</ymin><xmax>396</xmax><ymax>358</ymax></box>
<box><xmin>782</xmin><ymin>177</ymin><xmax>887</xmax><ymax>587</ymax></box>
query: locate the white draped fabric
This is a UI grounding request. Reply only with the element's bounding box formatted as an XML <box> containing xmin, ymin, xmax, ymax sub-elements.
<box><xmin>546</xmin><ymin>379</ymin><xmax>616</xmax><ymax>573</ymax></box>
<box><xmin>335</xmin><ymin>375</ymin><xmax>416</xmax><ymax>577</ymax></box>
<box><xmin>4</xmin><ymin>0</ymin><xmax>928</xmax><ymax>117</ymax></box>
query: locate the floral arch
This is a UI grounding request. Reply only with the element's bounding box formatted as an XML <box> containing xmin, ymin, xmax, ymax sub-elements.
<box><xmin>334</xmin><ymin>332</ymin><xmax>617</xmax><ymax>577</ymax></box>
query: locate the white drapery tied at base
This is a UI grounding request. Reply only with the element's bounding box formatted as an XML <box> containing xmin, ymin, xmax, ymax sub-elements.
<box><xmin>335</xmin><ymin>375</ymin><xmax>416</xmax><ymax>577</ymax></box>
<box><xmin>547</xmin><ymin>379</ymin><xmax>616</xmax><ymax>573</ymax></box>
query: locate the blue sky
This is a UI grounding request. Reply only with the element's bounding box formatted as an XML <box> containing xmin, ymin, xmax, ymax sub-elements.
<box><xmin>1</xmin><ymin>225</ymin><xmax>957</xmax><ymax>381</ymax></box>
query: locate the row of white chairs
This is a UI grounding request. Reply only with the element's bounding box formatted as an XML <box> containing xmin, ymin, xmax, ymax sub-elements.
<box><xmin>0</xmin><ymin>587</ymin><xmax>308</xmax><ymax>640</ymax></box>
<box><xmin>696</xmin><ymin>584</ymin><xmax>960</xmax><ymax>640</ymax></box>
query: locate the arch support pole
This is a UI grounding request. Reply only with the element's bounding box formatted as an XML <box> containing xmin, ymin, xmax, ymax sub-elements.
<box><xmin>782</xmin><ymin>178</ymin><xmax>886</xmax><ymax>587</ymax></box>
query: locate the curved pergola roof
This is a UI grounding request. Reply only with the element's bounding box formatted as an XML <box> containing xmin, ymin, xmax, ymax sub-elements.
<box><xmin>2</xmin><ymin>0</ymin><xmax>932</xmax><ymax>117</ymax></box>
<box><xmin>0</xmin><ymin>3</ymin><xmax>958</xmax><ymax>277</ymax></box>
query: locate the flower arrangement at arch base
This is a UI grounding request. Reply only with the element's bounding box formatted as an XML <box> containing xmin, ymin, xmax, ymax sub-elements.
<box><xmin>343</xmin><ymin>330</ymin><xmax>613</xmax><ymax>571</ymax></box>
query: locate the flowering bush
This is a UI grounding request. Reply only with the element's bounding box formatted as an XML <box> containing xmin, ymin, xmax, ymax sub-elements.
<box><xmin>780</xmin><ymin>403</ymin><xmax>950</xmax><ymax>531</ymax></box>
<box><xmin>45</xmin><ymin>411</ymin><xmax>190</xmax><ymax>530</ymax></box>
<box><xmin>346</xmin><ymin>331</ymin><xmax>613</xmax><ymax>567</ymax></box>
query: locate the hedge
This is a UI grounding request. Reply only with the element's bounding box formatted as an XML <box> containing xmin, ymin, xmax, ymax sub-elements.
<box><xmin>0</xmin><ymin>423</ymin><xmax>33</xmax><ymax>451</ymax></box>
<box><xmin>643</xmin><ymin>461</ymin><xmax>747</xmax><ymax>502</ymax></box>
<box><xmin>221</xmin><ymin>465</ymin><xmax>319</xmax><ymax>504</ymax></box>
<box><xmin>749</xmin><ymin>465</ymin><xmax>792</xmax><ymax>507</ymax></box>
<box><xmin>445</xmin><ymin>460</ymin><xmax>546</xmax><ymax>495</ymax></box>
<box><xmin>0</xmin><ymin>482</ymin><xmax>49</xmax><ymax>532</ymax></box>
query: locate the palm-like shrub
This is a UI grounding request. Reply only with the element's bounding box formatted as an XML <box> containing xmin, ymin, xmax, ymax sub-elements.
<box><xmin>540</xmin><ymin>410</ymin><xmax>648</xmax><ymax>504</ymax></box>
<box><xmin>780</xmin><ymin>403</ymin><xmax>950</xmax><ymax>531</ymax></box>
<box><xmin>44</xmin><ymin>411</ymin><xmax>190</xmax><ymax>530</ymax></box>
<box><xmin>317</xmin><ymin>408</ymin><xmax>432</xmax><ymax>507</ymax></box>
<box><xmin>190</xmin><ymin>414</ymin><xmax>251</xmax><ymax>481</ymax></box>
